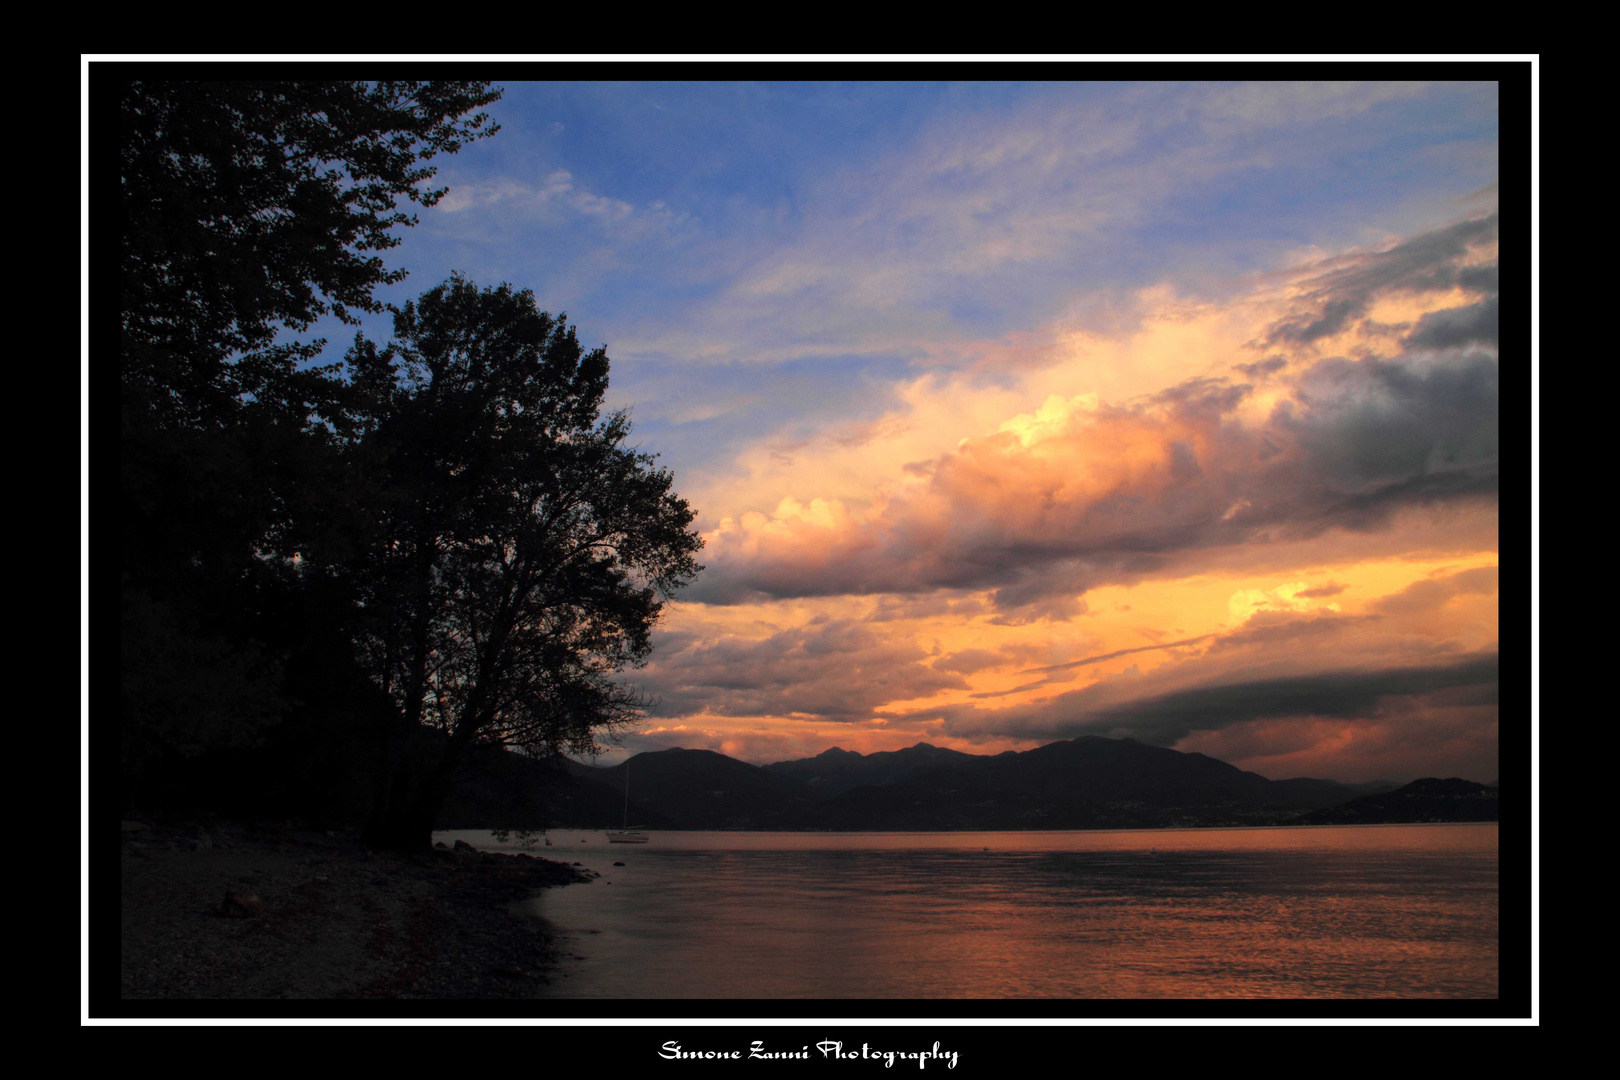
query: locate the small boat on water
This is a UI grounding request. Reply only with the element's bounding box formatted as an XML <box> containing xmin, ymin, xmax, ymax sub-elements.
<box><xmin>608</xmin><ymin>760</ymin><xmax>650</xmax><ymax>844</ymax></box>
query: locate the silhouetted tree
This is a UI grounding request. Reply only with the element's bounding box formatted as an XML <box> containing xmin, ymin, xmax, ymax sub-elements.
<box><xmin>338</xmin><ymin>277</ymin><xmax>704</xmax><ymax>851</ymax></box>
<box><xmin>120</xmin><ymin>80</ymin><xmax>502</xmax><ymax>424</ymax></box>
<box><xmin>119</xmin><ymin>80</ymin><xmax>503</xmax><ymax>800</ymax></box>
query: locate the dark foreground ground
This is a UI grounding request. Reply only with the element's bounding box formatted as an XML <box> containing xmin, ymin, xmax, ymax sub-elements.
<box><xmin>119</xmin><ymin>817</ymin><xmax>596</xmax><ymax>999</ymax></box>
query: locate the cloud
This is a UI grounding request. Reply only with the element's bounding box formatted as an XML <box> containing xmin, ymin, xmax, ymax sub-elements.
<box><xmin>668</xmin><ymin>207</ymin><xmax>1504</xmax><ymax>630</ymax></box>
<box><xmin>1370</xmin><ymin>565</ymin><xmax>1499</xmax><ymax>615</ymax></box>
<box><xmin>1405</xmin><ymin>295</ymin><xmax>1499</xmax><ymax>350</ymax></box>
<box><xmin>1030</xmin><ymin>634</ymin><xmax>1219</xmax><ymax>678</ymax></box>
<box><xmin>974</xmin><ymin>606</ymin><xmax>1381</xmax><ymax>703</ymax></box>
<box><xmin>931</xmin><ymin>648</ymin><xmax>1010</xmax><ymax>676</ymax></box>
<box><xmin>1193</xmin><ymin>81</ymin><xmax>1439</xmax><ymax>129</ymax></box>
<box><xmin>862</xmin><ymin>591</ymin><xmax>990</xmax><ymax>623</ymax></box>
<box><xmin>1264</xmin><ymin>213</ymin><xmax>1497</xmax><ymax>347</ymax></box>
<box><xmin>435</xmin><ymin>169</ymin><xmax>692</xmax><ymax>240</ymax></box>
<box><xmin>1209</xmin><ymin>609</ymin><xmax>1376</xmax><ymax>653</ymax></box>
<box><xmin>986</xmin><ymin>562</ymin><xmax>1093</xmax><ymax>624</ymax></box>
<box><xmin>609</xmin><ymin>85</ymin><xmax>1495</xmax><ymax>378</ymax></box>
<box><xmin>297</xmin><ymin>83</ymin><xmax>1503</xmax><ymax>784</ymax></box>
<box><xmin>690</xmin><ymin>331</ymin><xmax>1498</xmax><ymax>613</ymax></box>
<box><xmin>1173</xmin><ymin>701</ymin><xmax>1498</xmax><ymax>784</ymax></box>
<box><xmin>1235</xmin><ymin>355</ymin><xmax>1290</xmax><ymax>377</ymax></box>
<box><xmin>1277</xmin><ymin>350</ymin><xmax>1498</xmax><ymax>500</ymax></box>
<box><xmin>637</xmin><ymin>617</ymin><xmax>967</xmax><ymax>723</ymax></box>
<box><xmin>909</xmin><ymin>652</ymin><xmax>1500</xmax><ymax>749</ymax></box>
<box><xmin>687</xmin><ymin>379</ymin><xmax>1259</xmax><ymax>606</ymax></box>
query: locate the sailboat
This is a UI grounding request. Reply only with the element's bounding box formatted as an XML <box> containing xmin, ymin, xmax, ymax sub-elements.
<box><xmin>607</xmin><ymin>759</ymin><xmax>649</xmax><ymax>843</ymax></box>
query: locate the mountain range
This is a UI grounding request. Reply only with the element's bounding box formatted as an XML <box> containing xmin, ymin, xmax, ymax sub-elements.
<box><xmin>1289</xmin><ymin>776</ymin><xmax>1499</xmax><ymax>825</ymax></box>
<box><xmin>435</xmin><ymin>735</ymin><xmax>1496</xmax><ymax>832</ymax></box>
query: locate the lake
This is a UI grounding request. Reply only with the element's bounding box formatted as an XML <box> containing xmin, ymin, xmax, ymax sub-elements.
<box><xmin>436</xmin><ymin>824</ymin><xmax>1498</xmax><ymax>999</ymax></box>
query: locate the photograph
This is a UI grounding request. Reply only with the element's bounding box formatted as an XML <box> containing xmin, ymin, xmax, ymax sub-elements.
<box><xmin>97</xmin><ymin>61</ymin><xmax>1531</xmax><ymax>1032</ymax></box>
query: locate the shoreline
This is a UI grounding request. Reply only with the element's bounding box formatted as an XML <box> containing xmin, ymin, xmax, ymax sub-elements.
<box><xmin>120</xmin><ymin>817</ymin><xmax>595</xmax><ymax>1000</ymax></box>
<box><xmin>471</xmin><ymin>819</ymin><xmax>1501</xmax><ymax>841</ymax></box>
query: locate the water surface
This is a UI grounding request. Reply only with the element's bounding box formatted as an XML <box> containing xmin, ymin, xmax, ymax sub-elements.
<box><xmin>439</xmin><ymin>825</ymin><xmax>1498</xmax><ymax>999</ymax></box>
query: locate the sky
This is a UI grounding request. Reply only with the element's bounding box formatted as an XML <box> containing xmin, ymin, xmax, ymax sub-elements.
<box><xmin>312</xmin><ymin>77</ymin><xmax>1505</xmax><ymax>784</ymax></box>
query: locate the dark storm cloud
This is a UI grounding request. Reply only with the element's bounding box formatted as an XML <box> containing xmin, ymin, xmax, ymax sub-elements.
<box><xmin>1405</xmin><ymin>295</ymin><xmax>1499</xmax><ymax>350</ymax></box>
<box><xmin>986</xmin><ymin>561</ymin><xmax>1094</xmax><ymax>623</ymax></box>
<box><xmin>1072</xmin><ymin>652</ymin><xmax>1500</xmax><ymax>745</ymax></box>
<box><xmin>1235</xmin><ymin>355</ymin><xmax>1289</xmax><ymax>377</ymax></box>
<box><xmin>1150</xmin><ymin>377</ymin><xmax>1255</xmax><ymax>417</ymax></box>
<box><xmin>1270</xmin><ymin>297</ymin><xmax>1362</xmax><ymax>345</ymax></box>
<box><xmin>1457</xmin><ymin>264</ymin><xmax>1498</xmax><ymax>294</ymax></box>
<box><xmin>1266</xmin><ymin>213</ymin><xmax>1498</xmax><ymax>347</ymax></box>
<box><xmin>907</xmin><ymin>652</ymin><xmax>1500</xmax><ymax>747</ymax></box>
<box><xmin>1275</xmin><ymin>350</ymin><xmax>1498</xmax><ymax>501</ymax></box>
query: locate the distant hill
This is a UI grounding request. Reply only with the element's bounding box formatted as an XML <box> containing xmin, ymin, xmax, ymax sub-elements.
<box><xmin>763</xmin><ymin>742</ymin><xmax>982</xmax><ymax>798</ymax></box>
<box><xmin>436</xmin><ymin>736</ymin><xmax>1492</xmax><ymax>831</ymax></box>
<box><xmin>435</xmin><ymin>747</ymin><xmax>677</xmax><ymax>830</ymax></box>
<box><xmin>1289</xmin><ymin>777</ymin><xmax>1499</xmax><ymax>825</ymax></box>
<box><xmin>1340</xmin><ymin>780</ymin><xmax>1405</xmax><ymax>798</ymax></box>
<box><xmin>801</xmin><ymin>736</ymin><xmax>1359</xmax><ymax>831</ymax></box>
<box><xmin>568</xmin><ymin>748</ymin><xmax>812</xmax><ymax>830</ymax></box>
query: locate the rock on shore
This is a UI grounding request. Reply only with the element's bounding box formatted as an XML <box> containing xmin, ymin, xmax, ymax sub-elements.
<box><xmin>120</xmin><ymin>818</ymin><xmax>595</xmax><ymax>999</ymax></box>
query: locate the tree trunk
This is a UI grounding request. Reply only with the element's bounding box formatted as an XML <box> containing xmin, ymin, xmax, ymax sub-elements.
<box><xmin>360</xmin><ymin>803</ymin><xmax>438</xmax><ymax>853</ymax></box>
<box><xmin>361</xmin><ymin>722</ymin><xmax>466</xmax><ymax>853</ymax></box>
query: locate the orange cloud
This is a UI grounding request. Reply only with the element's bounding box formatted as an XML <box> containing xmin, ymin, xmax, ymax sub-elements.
<box><xmin>627</xmin><ymin>214</ymin><xmax>1500</xmax><ymax>783</ymax></box>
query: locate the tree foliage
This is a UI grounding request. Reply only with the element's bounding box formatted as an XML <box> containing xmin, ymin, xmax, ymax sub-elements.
<box><xmin>120</xmin><ymin>79</ymin><xmax>502</xmax><ymax>425</ymax></box>
<box><xmin>342</xmin><ymin>277</ymin><xmax>704</xmax><ymax>849</ymax></box>
<box><xmin>117</xmin><ymin>81</ymin><xmax>704</xmax><ymax>847</ymax></box>
<box><xmin>118</xmin><ymin>80</ymin><xmax>503</xmax><ymax>798</ymax></box>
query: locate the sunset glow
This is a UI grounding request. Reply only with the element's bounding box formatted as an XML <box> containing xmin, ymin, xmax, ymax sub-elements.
<box><xmin>316</xmin><ymin>79</ymin><xmax>1503</xmax><ymax>783</ymax></box>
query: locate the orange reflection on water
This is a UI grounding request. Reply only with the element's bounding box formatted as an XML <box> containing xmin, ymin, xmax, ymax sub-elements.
<box><xmin>493</xmin><ymin>824</ymin><xmax>1498</xmax><ymax>999</ymax></box>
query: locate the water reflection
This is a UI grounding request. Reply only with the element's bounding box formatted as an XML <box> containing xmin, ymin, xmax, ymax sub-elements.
<box><xmin>440</xmin><ymin>825</ymin><xmax>1498</xmax><ymax>999</ymax></box>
